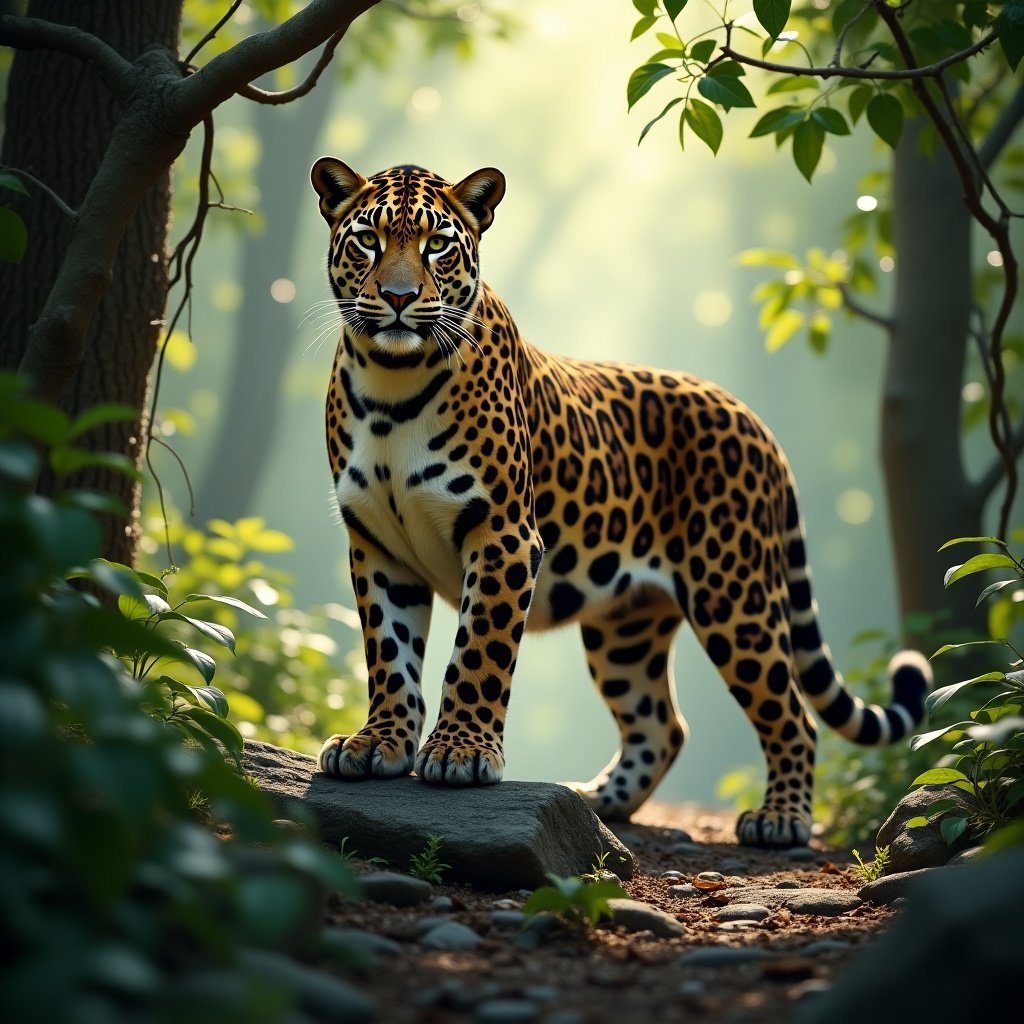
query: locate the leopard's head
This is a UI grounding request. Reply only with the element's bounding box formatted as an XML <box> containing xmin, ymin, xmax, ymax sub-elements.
<box><xmin>311</xmin><ymin>159</ymin><xmax>505</xmax><ymax>356</ymax></box>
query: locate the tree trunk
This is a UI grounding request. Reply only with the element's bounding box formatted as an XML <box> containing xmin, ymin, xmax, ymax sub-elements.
<box><xmin>883</xmin><ymin>119</ymin><xmax>984</xmax><ymax>643</ymax></box>
<box><xmin>0</xmin><ymin>0</ymin><xmax>182</xmax><ymax>566</ymax></box>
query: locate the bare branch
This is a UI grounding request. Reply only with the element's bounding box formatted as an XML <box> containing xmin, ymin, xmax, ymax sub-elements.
<box><xmin>183</xmin><ymin>0</ymin><xmax>246</xmax><ymax>66</ymax></box>
<box><xmin>980</xmin><ymin>79</ymin><xmax>1024</xmax><ymax>170</ymax></box>
<box><xmin>839</xmin><ymin>283</ymin><xmax>893</xmax><ymax>332</ymax></box>
<box><xmin>720</xmin><ymin>25</ymin><xmax>997</xmax><ymax>81</ymax></box>
<box><xmin>0</xmin><ymin>164</ymin><xmax>77</xmax><ymax>218</ymax></box>
<box><xmin>173</xmin><ymin>0</ymin><xmax>379</xmax><ymax>127</ymax></box>
<box><xmin>831</xmin><ymin>0</ymin><xmax>873</xmax><ymax>68</ymax></box>
<box><xmin>0</xmin><ymin>14</ymin><xmax>133</xmax><ymax>92</ymax></box>
<box><xmin>236</xmin><ymin>28</ymin><xmax>344</xmax><ymax>104</ymax></box>
<box><xmin>976</xmin><ymin>421</ymin><xmax>1024</xmax><ymax>503</ymax></box>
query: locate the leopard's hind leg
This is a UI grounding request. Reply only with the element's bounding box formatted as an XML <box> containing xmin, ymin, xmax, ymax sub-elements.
<box><xmin>565</xmin><ymin>590</ymin><xmax>687</xmax><ymax>820</ymax></box>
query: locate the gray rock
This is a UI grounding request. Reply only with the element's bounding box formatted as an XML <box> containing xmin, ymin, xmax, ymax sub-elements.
<box><xmin>786</xmin><ymin>847</ymin><xmax>818</xmax><ymax>862</ymax></box>
<box><xmin>320</xmin><ymin>927</ymin><xmax>402</xmax><ymax>958</ymax></box>
<box><xmin>715</xmin><ymin>903</ymin><xmax>770</xmax><ymax>922</ymax></box>
<box><xmin>679</xmin><ymin>946</ymin><xmax>773</xmax><ymax>967</ymax></box>
<box><xmin>492</xmin><ymin>897</ymin><xmax>522</xmax><ymax>909</ymax></box>
<box><xmin>677</xmin><ymin>979</ymin><xmax>707</xmax><ymax>997</ymax></box>
<box><xmin>717</xmin><ymin>920</ymin><xmax>758</xmax><ymax>931</ymax></box>
<box><xmin>660</xmin><ymin>869</ymin><xmax>684</xmax><ymax>880</ymax></box>
<box><xmin>777</xmin><ymin>879</ymin><xmax>805</xmax><ymax>888</ymax></box>
<box><xmin>667</xmin><ymin>883</ymin><xmax>699</xmax><ymax>898</ymax></box>
<box><xmin>431</xmin><ymin>895</ymin><xmax>454</xmax><ymax>911</ymax></box>
<box><xmin>669</xmin><ymin>842</ymin><xmax>704</xmax><ymax>857</ymax></box>
<box><xmin>238</xmin><ymin>948</ymin><xmax>376</xmax><ymax>1021</ymax></box>
<box><xmin>474</xmin><ymin>999</ymin><xmax>540</xmax><ymax>1023</ymax></box>
<box><xmin>794</xmin><ymin>848</ymin><xmax>1024</xmax><ymax>1024</ymax></box>
<box><xmin>718</xmin><ymin>859</ymin><xmax>750</xmax><ymax>874</ymax></box>
<box><xmin>613</xmin><ymin>830</ymin><xmax>642</xmax><ymax>846</ymax></box>
<box><xmin>414</xmin><ymin>916</ymin><xmax>453</xmax><ymax>935</ymax></box>
<box><xmin>859</xmin><ymin>866</ymin><xmax>953</xmax><ymax>905</ymax></box>
<box><xmin>521</xmin><ymin>985</ymin><xmax>560</xmax><ymax>1002</ymax></box>
<box><xmin>242</xmin><ymin>740</ymin><xmax>633</xmax><ymax>891</ymax></box>
<box><xmin>948</xmin><ymin>845</ymin><xmax>984</xmax><ymax>866</ymax></box>
<box><xmin>714</xmin><ymin>886</ymin><xmax>861</xmax><ymax>916</ymax></box>
<box><xmin>875</xmin><ymin>785</ymin><xmax>974</xmax><ymax>873</ymax></box>
<box><xmin>667</xmin><ymin>828</ymin><xmax>694</xmax><ymax>843</ymax></box>
<box><xmin>358</xmin><ymin>871</ymin><xmax>432</xmax><ymax>907</ymax></box>
<box><xmin>420</xmin><ymin>921</ymin><xmax>483</xmax><ymax>951</ymax></box>
<box><xmin>603</xmin><ymin>898</ymin><xmax>687</xmax><ymax>937</ymax></box>
<box><xmin>696</xmin><ymin>870</ymin><xmax>725</xmax><ymax>883</ymax></box>
<box><xmin>491</xmin><ymin>910</ymin><xmax>527</xmax><ymax>930</ymax></box>
<box><xmin>802</xmin><ymin>939</ymin><xmax>853</xmax><ymax>956</ymax></box>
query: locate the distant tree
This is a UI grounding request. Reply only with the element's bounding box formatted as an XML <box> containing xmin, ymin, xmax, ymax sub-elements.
<box><xmin>626</xmin><ymin>0</ymin><xmax>1024</xmax><ymax>641</ymax></box>
<box><xmin>0</xmin><ymin>0</ymin><xmax>383</xmax><ymax>565</ymax></box>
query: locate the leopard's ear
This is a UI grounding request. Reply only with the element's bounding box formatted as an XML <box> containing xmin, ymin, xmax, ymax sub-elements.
<box><xmin>311</xmin><ymin>157</ymin><xmax>366</xmax><ymax>223</ymax></box>
<box><xmin>451</xmin><ymin>167</ymin><xmax>506</xmax><ymax>234</ymax></box>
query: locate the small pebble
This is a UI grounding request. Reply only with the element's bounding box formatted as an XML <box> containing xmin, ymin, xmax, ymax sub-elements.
<box><xmin>605</xmin><ymin>899</ymin><xmax>687</xmax><ymax>937</ymax></box>
<box><xmin>789</xmin><ymin>979</ymin><xmax>831</xmax><ymax>1003</ymax></box>
<box><xmin>420</xmin><ymin>921</ymin><xmax>483</xmax><ymax>951</ymax></box>
<box><xmin>802</xmin><ymin>939</ymin><xmax>853</xmax><ymax>955</ymax></box>
<box><xmin>786</xmin><ymin>846</ymin><xmax>818</xmax><ymax>862</ymax></box>
<box><xmin>667</xmin><ymin>884</ymin><xmax>699</xmax><ymax>899</ymax></box>
<box><xmin>473</xmin><ymin>999</ymin><xmax>540</xmax><ymax>1023</ymax></box>
<box><xmin>776</xmin><ymin>879</ymin><xmax>804</xmax><ymax>889</ymax></box>
<box><xmin>431</xmin><ymin>895</ymin><xmax>454</xmax><ymax>912</ymax></box>
<box><xmin>717</xmin><ymin>920</ymin><xmax>758</xmax><ymax>932</ymax></box>
<box><xmin>715</xmin><ymin>903</ymin><xmax>770</xmax><ymax>922</ymax></box>
<box><xmin>660</xmin><ymin>870</ymin><xmax>684</xmax><ymax>880</ymax></box>
<box><xmin>320</xmin><ymin>927</ymin><xmax>402</xmax><ymax>958</ymax></box>
<box><xmin>359</xmin><ymin>871</ymin><xmax>432</xmax><ymax>907</ymax></box>
<box><xmin>666</xmin><ymin>828</ymin><xmax>694</xmax><ymax>843</ymax></box>
<box><xmin>718</xmin><ymin>859</ymin><xmax>750</xmax><ymax>874</ymax></box>
<box><xmin>679</xmin><ymin>946</ymin><xmax>772</xmax><ymax>967</ymax></box>
<box><xmin>415</xmin><ymin>916</ymin><xmax>452</xmax><ymax>936</ymax></box>
<box><xmin>669</xmin><ymin>842</ymin><xmax>704</xmax><ymax>857</ymax></box>
<box><xmin>493</xmin><ymin>898</ymin><xmax>522</xmax><ymax>910</ymax></box>
<box><xmin>614</xmin><ymin>830</ymin><xmax>642</xmax><ymax>846</ymax></box>
<box><xmin>696</xmin><ymin>871</ymin><xmax>725</xmax><ymax>883</ymax></box>
<box><xmin>521</xmin><ymin>985</ymin><xmax>560</xmax><ymax>1002</ymax></box>
<box><xmin>677</xmin><ymin>980</ymin><xmax>706</xmax><ymax>998</ymax></box>
<box><xmin>518</xmin><ymin>889</ymin><xmax>533</xmax><ymax>899</ymax></box>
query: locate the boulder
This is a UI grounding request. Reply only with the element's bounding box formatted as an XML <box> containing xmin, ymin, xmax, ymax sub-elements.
<box><xmin>241</xmin><ymin>741</ymin><xmax>633</xmax><ymax>891</ymax></box>
<box><xmin>875</xmin><ymin>785</ymin><xmax>974</xmax><ymax>873</ymax></box>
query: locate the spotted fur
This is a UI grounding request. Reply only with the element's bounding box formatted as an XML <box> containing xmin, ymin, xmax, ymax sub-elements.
<box><xmin>311</xmin><ymin>158</ymin><xmax>931</xmax><ymax>847</ymax></box>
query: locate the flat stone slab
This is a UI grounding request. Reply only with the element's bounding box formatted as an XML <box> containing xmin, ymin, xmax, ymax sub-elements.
<box><xmin>242</xmin><ymin>740</ymin><xmax>633</xmax><ymax>892</ymax></box>
<box><xmin>603</xmin><ymin>899</ymin><xmax>687</xmax><ymax>937</ymax></box>
<box><xmin>858</xmin><ymin>866</ymin><xmax>964</xmax><ymax>905</ymax></box>
<box><xmin>722</xmin><ymin>886</ymin><xmax>862</xmax><ymax>916</ymax></box>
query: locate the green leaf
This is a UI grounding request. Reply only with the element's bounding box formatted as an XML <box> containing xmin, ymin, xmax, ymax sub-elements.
<box><xmin>664</xmin><ymin>0</ymin><xmax>687</xmax><ymax>20</ymax></box>
<box><xmin>68</xmin><ymin>403</ymin><xmax>138</xmax><ymax>439</ymax></box>
<box><xmin>944</xmin><ymin>553</ymin><xmax>1020</xmax><ymax>587</ymax></box>
<box><xmin>48</xmin><ymin>447</ymin><xmax>141</xmax><ymax>481</ymax></box>
<box><xmin>632</xmin><ymin>0</ymin><xmax>657</xmax><ymax>15</ymax></box>
<box><xmin>697</xmin><ymin>72</ymin><xmax>755</xmax><ymax>110</ymax></box>
<box><xmin>767</xmin><ymin>76</ymin><xmax>819</xmax><ymax>96</ymax></box>
<box><xmin>178</xmin><ymin>704</ymin><xmax>243</xmax><ymax>765</ymax></box>
<box><xmin>0</xmin><ymin>171</ymin><xmax>30</xmax><ymax>196</ymax></box>
<box><xmin>62</xmin><ymin>489</ymin><xmax>129</xmax><ymax>518</ymax></box>
<box><xmin>684</xmin><ymin>98</ymin><xmax>723</xmax><ymax>154</ymax></box>
<box><xmin>523</xmin><ymin>888</ymin><xmax>570</xmax><ymax>916</ymax></box>
<box><xmin>627</xmin><ymin>63</ymin><xmax>675</xmax><ymax>110</ymax></box>
<box><xmin>0</xmin><ymin>207</ymin><xmax>28</xmax><ymax>263</ymax></box>
<box><xmin>792</xmin><ymin>120</ymin><xmax>824</xmax><ymax>181</ymax></box>
<box><xmin>909</xmin><ymin>724</ymin><xmax>968</xmax><ymax>752</ymax></box>
<box><xmin>166</xmin><ymin>678</ymin><xmax>230</xmax><ymax>717</ymax></box>
<box><xmin>765</xmin><ymin>308</ymin><xmax>804</xmax><ymax>351</ymax></box>
<box><xmin>1006</xmin><ymin>780</ymin><xmax>1024</xmax><ymax>810</ymax></box>
<box><xmin>638</xmin><ymin>97</ymin><xmax>683</xmax><ymax>145</ymax></box>
<box><xmin>931</xmin><ymin>640</ymin><xmax>1007</xmax><ymax>659</ymax></box>
<box><xmin>996</xmin><ymin>6</ymin><xmax>1024</xmax><ymax>71</ymax></box>
<box><xmin>736</xmin><ymin>248</ymin><xmax>800</xmax><ymax>269</ymax></box>
<box><xmin>750</xmin><ymin>106</ymin><xmax>806</xmax><ymax>138</ymax></box>
<box><xmin>938</xmin><ymin>535</ymin><xmax>1009</xmax><ymax>552</ymax></box>
<box><xmin>811</xmin><ymin>107</ymin><xmax>850</xmax><ymax>136</ymax></box>
<box><xmin>923</xmin><ymin>798</ymin><xmax>959</xmax><ymax>819</ymax></box>
<box><xmin>0</xmin><ymin>440</ymin><xmax>40</xmax><ymax>484</ymax></box>
<box><xmin>866</xmin><ymin>93</ymin><xmax>903</xmax><ymax>148</ymax></box>
<box><xmin>183</xmin><ymin>593</ymin><xmax>268</xmax><ymax>619</ymax></box>
<box><xmin>847</xmin><ymin>84</ymin><xmax>873</xmax><ymax>124</ymax></box>
<box><xmin>967</xmin><ymin>715</ymin><xmax>1024</xmax><ymax>745</ymax></box>
<box><xmin>753</xmin><ymin>0</ymin><xmax>791</xmax><ymax>41</ymax></box>
<box><xmin>927</xmin><ymin>673</ymin><xmax>1005</xmax><ymax>713</ymax></box>
<box><xmin>940</xmin><ymin>816</ymin><xmax>969</xmax><ymax>845</ymax></box>
<box><xmin>631</xmin><ymin>16</ymin><xmax>657</xmax><ymax>41</ymax></box>
<box><xmin>904</xmin><ymin>815</ymin><xmax>929</xmax><ymax>829</ymax></box>
<box><xmin>175</xmin><ymin>644</ymin><xmax>217</xmax><ymax>684</ymax></box>
<box><xmin>161</xmin><ymin>611</ymin><xmax>237</xmax><ymax>653</ymax></box>
<box><xmin>912</xmin><ymin>767</ymin><xmax>971</xmax><ymax>786</ymax></box>
<box><xmin>977</xmin><ymin>579</ymin><xmax>1020</xmax><ymax>606</ymax></box>
<box><xmin>688</xmin><ymin>38</ymin><xmax>716</xmax><ymax>63</ymax></box>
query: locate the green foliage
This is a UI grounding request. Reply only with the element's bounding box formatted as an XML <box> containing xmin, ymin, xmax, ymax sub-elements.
<box><xmin>0</xmin><ymin>374</ymin><xmax>360</xmax><ymax>1022</ymax></box>
<box><xmin>0</xmin><ymin>170</ymin><xmax>29</xmax><ymax>264</ymax></box>
<box><xmin>905</xmin><ymin>536</ymin><xmax>1024</xmax><ymax>844</ymax></box>
<box><xmin>408</xmin><ymin>835</ymin><xmax>451</xmax><ymax>885</ymax></box>
<box><xmin>850</xmin><ymin>844</ymin><xmax>890</xmax><ymax>882</ymax></box>
<box><xmin>522</xmin><ymin>873</ymin><xmax>629</xmax><ymax>934</ymax></box>
<box><xmin>139</xmin><ymin>512</ymin><xmax>364</xmax><ymax>755</ymax></box>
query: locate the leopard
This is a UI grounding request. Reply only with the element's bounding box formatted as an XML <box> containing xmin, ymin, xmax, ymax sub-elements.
<box><xmin>310</xmin><ymin>157</ymin><xmax>931</xmax><ymax>847</ymax></box>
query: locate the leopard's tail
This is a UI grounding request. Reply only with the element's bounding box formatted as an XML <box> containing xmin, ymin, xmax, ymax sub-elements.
<box><xmin>783</xmin><ymin>483</ymin><xmax>930</xmax><ymax>744</ymax></box>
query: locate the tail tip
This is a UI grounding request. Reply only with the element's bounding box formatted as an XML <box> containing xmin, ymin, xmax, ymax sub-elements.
<box><xmin>888</xmin><ymin>649</ymin><xmax>932</xmax><ymax>724</ymax></box>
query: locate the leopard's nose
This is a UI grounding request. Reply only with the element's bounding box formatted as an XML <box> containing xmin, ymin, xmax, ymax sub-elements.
<box><xmin>378</xmin><ymin>283</ymin><xmax>420</xmax><ymax>312</ymax></box>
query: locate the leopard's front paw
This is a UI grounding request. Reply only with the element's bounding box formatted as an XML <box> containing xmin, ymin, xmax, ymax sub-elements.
<box><xmin>318</xmin><ymin>729</ymin><xmax>416</xmax><ymax>779</ymax></box>
<box><xmin>414</xmin><ymin>731</ymin><xmax>504</xmax><ymax>786</ymax></box>
<box><xmin>736</xmin><ymin>808</ymin><xmax>812</xmax><ymax>848</ymax></box>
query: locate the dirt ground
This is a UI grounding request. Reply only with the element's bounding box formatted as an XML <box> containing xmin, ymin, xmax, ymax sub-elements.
<box><xmin>327</xmin><ymin>801</ymin><xmax>894</xmax><ymax>1023</ymax></box>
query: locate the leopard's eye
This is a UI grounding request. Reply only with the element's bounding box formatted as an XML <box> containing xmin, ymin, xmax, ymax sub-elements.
<box><xmin>426</xmin><ymin>235</ymin><xmax>450</xmax><ymax>253</ymax></box>
<box><xmin>357</xmin><ymin>230</ymin><xmax>378</xmax><ymax>249</ymax></box>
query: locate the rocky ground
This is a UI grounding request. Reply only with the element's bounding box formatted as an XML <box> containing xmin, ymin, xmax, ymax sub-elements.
<box><xmin>322</xmin><ymin>801</ymin><xmax>898</xmax><ymax>1024</ymax></box>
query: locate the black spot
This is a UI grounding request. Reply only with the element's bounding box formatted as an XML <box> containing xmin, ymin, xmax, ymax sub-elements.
<box><xmin>486</xmin><ymin>640</ymin><xmax>512</xmax><ymax>669</ymax></box>
<box><xmin>707</xmin><ymin>633</ymin><xmax>731</xmax><ymax>667</ymax></box>
<box><xmin>452</xmin><ymin>497</ymin><xmax>490</xmax><ymax>550</ymax></box>
<box><xmin>602</xmin><ymin>678</ymin><xmax>630</xmax><ymax>698</ymax></box>
<box><xmin>448</xmin><ymin>474</ymin><xmax>474</xmax><ymax>494</ymax></box>
<box><xmin>505</xmin><ymin>562</ymin><xmax>527</xmax><ymax>590</ymax></box>
<box><xmin>551</xmin><ymin>546</ymin><xmax>578</xmax><ymax>574</ymax></box>
<box><xmin>550</xmin><ymin>582</ymin><xmax>585</xmax><ymax>623</ymax></box>
<box><xmin>588</xmin><ymin>551</ymin><xmax>620</xmax><ymax>586</ymax></box>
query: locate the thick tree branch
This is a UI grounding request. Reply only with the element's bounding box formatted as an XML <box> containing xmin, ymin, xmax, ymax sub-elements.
<box><xmin>0</xmin><ymin>164</ymin><xmax>77</xmax><ymax>218</ymax></box>
<box><xmin>0</xmin><ymin>14</ymin><xmax>133</xmax><ymax>91</ymax></box>
<box><xmin>173</xmin><ymin>0</ymin><xmax>378</xmax><ymax>127</ymax></box>
<box><xmin>720</xmin><ymin>24</ymin><xmax>997</xmax><ymax>81</ymax></box>
<box><xmin>980</xmin><ymin>79</ymin><xmax>1024</xmax><ymax>170</ymax></box>
<box><xmin>235</xmin><ymin>28</ymin><xmax>344</xmax><ymax>104</ymax></box>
